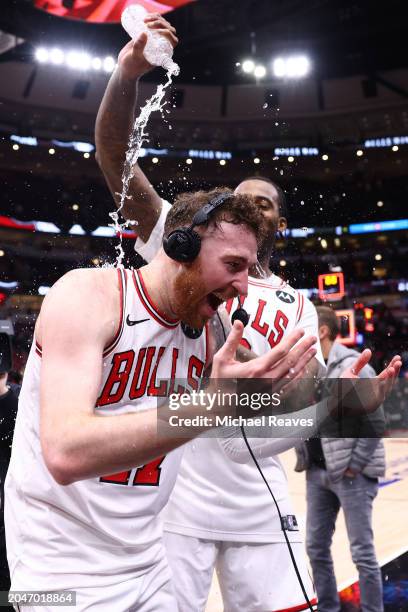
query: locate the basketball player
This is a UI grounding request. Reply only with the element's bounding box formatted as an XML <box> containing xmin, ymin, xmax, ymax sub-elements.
<box><xmin>5</xmin><ymin>188</ymin><xmax>323</xmax><ymax>612</ymax></box>
<box><xmin>95</xmin><ymin>18</ymin><xmax>401</xmax><ymax>612</ymax></box>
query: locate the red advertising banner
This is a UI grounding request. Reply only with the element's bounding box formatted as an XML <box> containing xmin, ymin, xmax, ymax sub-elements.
<box><xmin>34</xmin><ymin>0</ymin><xmax>195</xmax><ymax>22</ymax></box>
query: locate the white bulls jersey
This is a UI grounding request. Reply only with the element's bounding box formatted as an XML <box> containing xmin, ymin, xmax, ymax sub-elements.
<box><xmin>5</xmin><ymin>268</ymin><xmax>209</xmax><ymax>590</ymax></box>
<box><xmin>135</xmin><ymin>200</ymin><xmax>324</xmax><ymax>542</ymax></box>
<box><xmin>164</xmin><ymin>275</ymin><xmax>324</xmax><ymax>542</ymax></box>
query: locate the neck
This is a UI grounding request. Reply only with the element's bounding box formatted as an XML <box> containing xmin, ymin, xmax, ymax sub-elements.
<box><xmin>321</xmin><ymin>338</ymin><xmax>334</xmax><ymax>361</ymax></box>
<box><xmin>253</xmin><ymin>243</ymin><xmax>274</xmax><ymax>278</ymax></box>
<box><xmin>139</xmin><ymin>252</ymin><xmax>179</xmax><ymax>319</ymax></box>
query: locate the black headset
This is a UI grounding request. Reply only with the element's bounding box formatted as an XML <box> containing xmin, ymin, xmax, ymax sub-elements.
<box><xmin>164</xmin><ymin>191</ymin><xmax>251</xmax><ymax>327</ymax></box>
<box><xmin>163</xmin><ymin>191</ymin><xmax>234</xmax><ymax>263</ymax></box>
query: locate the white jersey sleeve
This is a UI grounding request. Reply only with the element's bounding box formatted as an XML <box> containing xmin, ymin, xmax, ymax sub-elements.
<box><xmin>217</xmin><ymin>398</ymin><xmax>331</xmax><ymax>463</ymax></box>
<box><xmin>134</xmin><ymin>199</ymin><xmax>171</xmax><ymax>262</ymax></box>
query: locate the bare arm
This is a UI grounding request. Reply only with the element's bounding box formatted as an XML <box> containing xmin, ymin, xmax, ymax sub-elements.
<box><xmin>95</xmin><ymin>15</ymin><xmax>178</xmax><ymax>239</ymax></box>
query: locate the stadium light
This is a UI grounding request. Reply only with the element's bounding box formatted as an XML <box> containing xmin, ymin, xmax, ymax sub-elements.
<box><xmin>35</xmin><ymin>48</ymin><xmax>49</xmax><ymax>63</ymax></box>
<box><xmin>242</xmin><ymin>59</ymin><xmax>255</xmax><ymax>74</ymax></box>
<box><xmin>103</xmin><ymin>56</ymin><xmax>116</xmax><ymax>73</ymax></box>
<box><xmin>66</xmin><ymin>51</ymin><xmax>91</xmax><ymax>70</ymax></box>
<box><xmin>34</xmin><ymin>48</ymin><xmax>116</xmax><ymax>73</ymax></box>
<box><xmin>92</xmin><ymin>57</ymin><xmax>102</xmax><ymax>71</ymax></box>
<box><xmin>50</xmin><ymin>48</ymin><xmax>64</xmax><ymax>65</ymax></box>
<box><xmin>254</xmin><ymin>64</ymin><xmax>266</xmax><ymax>78</ymax></box>
<box><xmin>272</xmin><ymin>55</ymin><xmax>311</xmax><ymax>78</ymax></box>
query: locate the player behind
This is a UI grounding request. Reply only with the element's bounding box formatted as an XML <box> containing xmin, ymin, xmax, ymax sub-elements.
<box><xmin>94</xmin><ymin>16</ymin><xmax>401</xmax><ymax>612</ymax></box>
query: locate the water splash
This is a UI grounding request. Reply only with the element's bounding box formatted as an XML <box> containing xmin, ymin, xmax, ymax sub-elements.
<box><xmin>253</xmin><ymin>262</ymin><xmax>269</xmax><ymax>279</ymax></box>
<box><xmin>110</xmin><ymin>69</ymin><xmax>176</xmax><ymax>267</ymax></box>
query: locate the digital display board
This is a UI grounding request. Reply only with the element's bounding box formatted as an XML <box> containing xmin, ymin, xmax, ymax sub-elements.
<box><xmin>34</xmin><ymin>0</ymin><xmax>195</xmax><ymax>23</ymax></box>
<box><xmin>318</xmin><ymin>272</ymin><xmax>345</xmax><ymax>301</ymax></box>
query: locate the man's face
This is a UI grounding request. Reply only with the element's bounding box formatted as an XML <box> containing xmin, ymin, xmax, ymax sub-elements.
<box><xmin>171</xmin><ymin>221</ymin><xmax>258</xmax><ymax>328</ymax></box>
<box><xmin>234</xmin><ymin>179</ymin><xmax>287</xmax><ymax>242</ymax></box>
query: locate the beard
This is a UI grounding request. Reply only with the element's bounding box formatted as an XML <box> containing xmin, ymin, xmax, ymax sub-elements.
<box><xmin>172</xmin><ymin>259</ymin><xmax>208</xmax><ymax>329</ymax></box>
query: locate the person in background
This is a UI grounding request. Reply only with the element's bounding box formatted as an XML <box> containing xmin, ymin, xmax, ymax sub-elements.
<box><xmin>295</xmin><ymin>305</ymin><xmax>386</xmax><ymax>612</ymax></box>
<box><xmin>0</xmin><ymin>331</ymin><xmax>19</xmax><ymax>607</ymax></box>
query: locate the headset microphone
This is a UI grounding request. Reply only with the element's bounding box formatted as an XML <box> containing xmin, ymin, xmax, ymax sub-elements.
<box><xmin>231</xmin><ymin>298</ymin><xmax>250</xmax><ymax>327</ymax></box>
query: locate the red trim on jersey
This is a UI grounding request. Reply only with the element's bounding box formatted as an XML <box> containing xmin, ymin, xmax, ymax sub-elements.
<box><xmin>272</xmin><ymin>597</ymin><xmax>317</xmax><ymax>612</ymax></box>
<box><xmin>295</xmin><ymin>293</ymin><xmax>304</xmax><ymax>324</ymax></box>
<box><xmin>103</xmin><ymin>268</ymin><xmax>127</xmax><ymax>357</ymax></box>
<box><xmin>35</xmin><ymin>341</ymin><xmax>42</xmax><ymax>358</ymax></box>
<box><xmin>133</xmin><ymin>270</ymin><xmax>179</xmax><ymax>329</ymax></box>
<box><xmin>249</xmin><ymin>278</ymin><xmax>286</xmax><ymax>291</ymax></box>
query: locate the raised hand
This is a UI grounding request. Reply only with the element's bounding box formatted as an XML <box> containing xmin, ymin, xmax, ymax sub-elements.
<box><xmin>210</xmin><ymin>321</ymin><xmax>317</xmax><ymax>393</ymax></box>
<box><xmin>118</xmin><ymin>14</ymin><xmax>178</xmax><ymax>80</ymax></box>
<box><xmin>331</xmin><ymin>350</ymin><xmax>402</xmax><ymax>416</ymax></box>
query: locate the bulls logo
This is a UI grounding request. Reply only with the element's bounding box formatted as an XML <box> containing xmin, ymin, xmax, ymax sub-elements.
<box><xmin>277</xmin><ymin>290</ymin><xmax>295</xmax><ymax>304</ymax></box>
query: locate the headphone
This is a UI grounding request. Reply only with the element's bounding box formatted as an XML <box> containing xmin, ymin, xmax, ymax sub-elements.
<box><xmin>164</xmin><ymin>191</ymin><xmax>251</xmax><ymax>327</ymax></box>
<box><xmin>163</xmin><ymin>191</ymin><xmax>234</xmax><ymax>263</ymax></box>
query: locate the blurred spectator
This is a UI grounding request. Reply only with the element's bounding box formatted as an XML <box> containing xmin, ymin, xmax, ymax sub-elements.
<box><xmin>0</xmin><ymin>334</ymin><xmax>19</xmax><ymax>603</ymax></box>
<box><xmin>295</xmin><ymin>306</ymin><xmax>385</xmax><ymax>612</ymax></box>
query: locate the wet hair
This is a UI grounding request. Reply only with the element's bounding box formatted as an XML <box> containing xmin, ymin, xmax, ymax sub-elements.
<box><xmin>164</xmin><ymin>187</ymin><xmax>266</xmax><ymax>247</ymax></box>
<box><xmin>241</xmin><ymin>176</ymin><xmax>288</xmax><ymax>219</ymax></box>
<box><xmin>316</xmin><ymin>306</ymin><xmax>340</xmax><ymax>341</ymax></box>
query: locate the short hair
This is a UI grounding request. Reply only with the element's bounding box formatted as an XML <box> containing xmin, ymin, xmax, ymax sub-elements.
<box><xmin>241</xmin><ymin>176</ymin><xmax>288</xmax><ymax>219</ymax></box>
<box><xmin>164</xmin><ymin>187</ymin><xmax>265</xmax><ymax>246</ymax></box>
<box><xmin>316</xmin><ymin>306</ymin><xmax>340</xmax><ymax>341</ymax></box>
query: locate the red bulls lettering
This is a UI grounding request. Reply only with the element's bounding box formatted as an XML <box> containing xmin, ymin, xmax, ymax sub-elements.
<box><xmin>268</xmin><ymin>310</ymin><xmax>289</xmax><ymax>348</ymax></box>
<box><xmin>251</xmin><ymin>299</ymin><xmax>269</xmax><ymax>336</ymax></box>
<box><xmin>97</xmin><ymin>350</ymin><xmax>135</xmax><ymax>407</ymax></box>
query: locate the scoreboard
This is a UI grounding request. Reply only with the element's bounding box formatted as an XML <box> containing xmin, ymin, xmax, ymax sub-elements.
<box><xmin>318</xmin><ymin>272</ymin><xmax>345</xmax><ymax>301</ymax></box>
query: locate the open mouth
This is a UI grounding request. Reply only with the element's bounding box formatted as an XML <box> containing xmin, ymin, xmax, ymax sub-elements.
<box><xmin>207</xmin><ymin>292</ymin><xmax>224</xmax><ymax>311</ymax></box>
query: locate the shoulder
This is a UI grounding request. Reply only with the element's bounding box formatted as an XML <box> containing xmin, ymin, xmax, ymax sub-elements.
<box><xmin>37</xmin><ymin>268</ymin><xmax>122</xmax><ymax>346</ymax></box>
<box><xmin>248</xmin><ymin>273</ymin><xmax>286</xmax><ymax>291</ymax></box>
<box><xmin>46</xmin><ymin>267</ymin><xmax>120</xmax><ymax>302</ymax></box>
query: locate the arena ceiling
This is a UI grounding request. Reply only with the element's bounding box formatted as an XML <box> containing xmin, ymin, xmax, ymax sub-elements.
<box><xmin>0</xmin><ymin>0</ymin><xmax>406</xmax><ymax>85</ymax></box>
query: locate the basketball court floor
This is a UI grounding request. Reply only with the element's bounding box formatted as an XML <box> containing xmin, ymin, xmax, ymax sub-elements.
<box><xmin>206</xmin><ymin>438</ymin><xmax>408</xmax><ymax>611</ymax></box>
